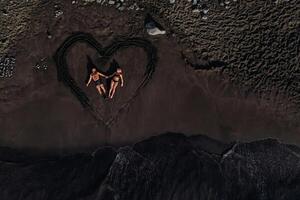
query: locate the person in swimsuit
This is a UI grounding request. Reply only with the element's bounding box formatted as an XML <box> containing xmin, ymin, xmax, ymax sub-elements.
<box><xmin>108</xmin><ymin>68</ymin><xmax>124</xmax><ymax>99</ymax></box>
<box><xmin>86</xmin><ymin>68</ymin><xmax>108</xmax><ymax>97</ymax></box>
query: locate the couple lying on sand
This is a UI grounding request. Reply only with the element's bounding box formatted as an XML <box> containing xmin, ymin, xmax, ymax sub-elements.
<box><xmin>86</xmin><ymin>67</ymin><xmax>124</xmax><ymax>99</ymax></box>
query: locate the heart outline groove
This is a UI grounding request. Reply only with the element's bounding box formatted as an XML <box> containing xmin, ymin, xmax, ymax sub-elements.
<box><xmin>54</xmin><ymin>32</ymin><xmax>157</xmax><ymax>129</ymax></box>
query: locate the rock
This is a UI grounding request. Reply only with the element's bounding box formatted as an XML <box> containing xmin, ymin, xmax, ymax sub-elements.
<box><xmin>108</xmin><ymin>0</ymin><xmax>115</xmax><ymax>5</ymax></box>
<box><xmin>201</xmin><ymin>3</ymin><xmax>208</xmax><ymax>10</ymax></box>
<box><xmin>0</xmin><ymin>133</ymin><xmax>299</xmax><ymax>199</ymax></box>
<box><xmin>144</xmin><ymin>14</ymin><xmax>166</xmax><ymax>36</ymax></box>
<box><xmin>192</xmin><ymin>9</ymin><xmax>201</xmax><ymax>13</ymax></box>
<box><xmin>54</xmin><ymin>10</ymin><xmax>63</xmax><ymax>18</ymax></box>
<box><xmin>203</xmin><ymin>8</ymin><xmax>209</xmax><ymax>14</ymax></box>
<box><xmin>118</xmin><ymin>6</ymin><xmax>125</xmax><ymax>11</ymax></box>
<box><xmin>147</xmin><ymin>28</ymin><xmax>166</xmax><ymax>35</ymax></box>
<box><xmin>46</xmin><ymin>30</ymin><xmax>52</xmax><ymax>39</ymax></box>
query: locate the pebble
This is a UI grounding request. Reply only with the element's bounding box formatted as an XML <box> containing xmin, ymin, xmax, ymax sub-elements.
<box><xmin>118</xmin><ymin>6</ymin><xmax>125</xmax><ymax>11</ymax></box>
<box><xmin>203</xmin><ymin>8</ymin><xmax>209</xmax><ymax>14</ymax></box>
<box><xmin>55</xmin><ymin>10</ymin><xmax>63</xmax><ymax>18</ymax></box>
<box><xmin>78</xmin><ymin>0</ymin><xmax>143</xmax><ymax>12</ymax></box>
<box><xmin>0</xmin><ymin>57</ymin><xmax>15</xmax><ymax>78</ymax></box>
<box><xmin>46</xmin><ymin>30</ymin><xmax>52</xmax><ymax>39</ymax></box>
<box><xmin>33</xmin><ymin>58</ymin><xmax>48</xmax><ymax>71</ymax></box>
<box><xmin>147</xmin><ymin>28</ymin><xmax>166</xmax><ymax>36</ymax></box>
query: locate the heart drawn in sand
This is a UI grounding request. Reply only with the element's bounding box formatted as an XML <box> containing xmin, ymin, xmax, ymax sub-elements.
<box><xmin>54</xmin><ymin>32</ymin><xmax>157</xmax><ymax>128</ymax></box>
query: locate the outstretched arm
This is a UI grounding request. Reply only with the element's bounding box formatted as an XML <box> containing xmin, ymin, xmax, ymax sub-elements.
<box><xmin>98</xmin><ymin>72</ymin><xmax>108</xmax><ymax>79</ymax></box>
<box><xmin>107</xmin><ymin>72</ymin><xmax>116</xmax><ymax>78</ymax></box>
<box><xmin>120</xmin><ymin>74</ymin><xmax>124</xmax><ymax>87</ymax></box>
<box><xmin>86</xmin><ymin>75</ymin><xmax>92</xmax><ymax>87</ymax></box>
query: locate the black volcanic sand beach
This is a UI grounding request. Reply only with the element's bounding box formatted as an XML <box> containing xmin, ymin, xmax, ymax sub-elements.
<box><xmin>0</xmin><ymin>1</ymin><xmax>299</xmax><ymax>153</ymax></box>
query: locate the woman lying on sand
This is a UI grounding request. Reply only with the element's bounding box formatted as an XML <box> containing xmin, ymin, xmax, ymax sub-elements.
<box><xmin>108</xmin><ymin>67</ymin><xmax>124</xmax><ymax>99</ymax></box>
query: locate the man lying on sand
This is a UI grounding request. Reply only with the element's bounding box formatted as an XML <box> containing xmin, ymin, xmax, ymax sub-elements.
<box><xmin>86</xmin><ymin>68</ymin><xmax>108</xmax><ymax>97</ymax></box>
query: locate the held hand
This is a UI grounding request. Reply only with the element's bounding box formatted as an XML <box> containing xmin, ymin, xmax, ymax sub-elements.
<box><xmin>121</xmin><ymin>84</ymin><xmax>124</xmax><ymax>87</ymax></box>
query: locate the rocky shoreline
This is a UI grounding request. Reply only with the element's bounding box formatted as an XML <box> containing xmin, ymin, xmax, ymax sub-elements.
<box><xmin>0</xmin><ymin>133</ymin><xmax>299</xmax><ymax>200</ymax></box>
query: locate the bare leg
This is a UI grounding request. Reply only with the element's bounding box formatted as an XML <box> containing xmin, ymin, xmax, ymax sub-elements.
<box><xmin>100</xmin><ymin>84</ymin><xmax>106</xmax><ymax>95</ymax></box>
<box><xmin>109</xmin><ymin>81</ymin><xmax>115</xmax><ymax>98</ymax></box>
<box><xmin>110</xmin><ymin>82</ymin><xmax>119</xmax><ymax>99</ymax></box>
<box><xmin>96</xmin><ymin>85</ymin><xmax>103</xmax><ymax>96</ymax></box>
